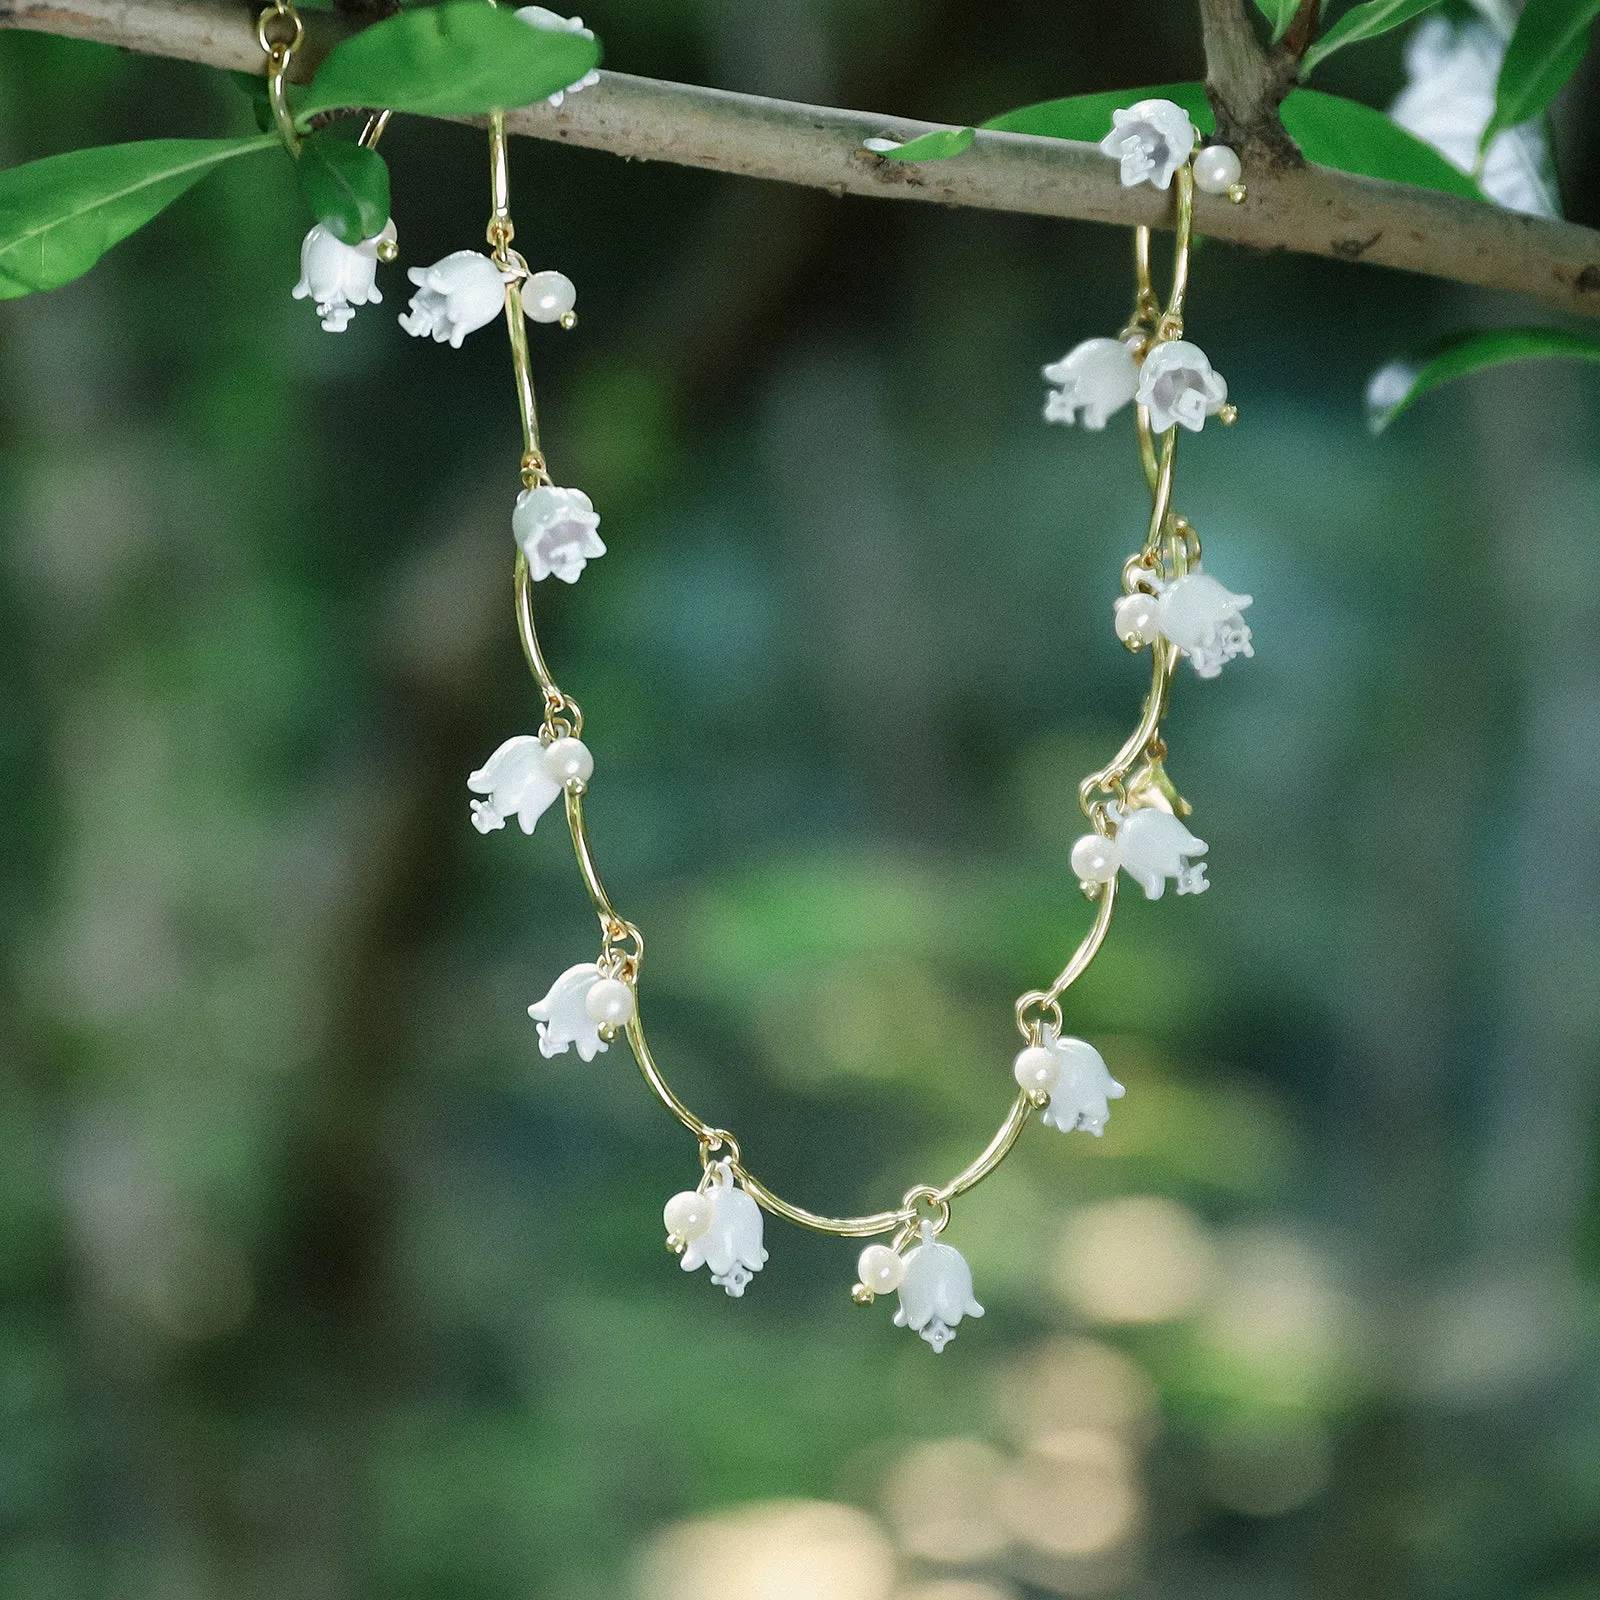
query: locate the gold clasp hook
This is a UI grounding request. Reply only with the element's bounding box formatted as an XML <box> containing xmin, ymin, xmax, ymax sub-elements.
<box><xmin>255</xmin><ymin>0</ymin><xmax>304</xmax><ymax>157</ymax></box>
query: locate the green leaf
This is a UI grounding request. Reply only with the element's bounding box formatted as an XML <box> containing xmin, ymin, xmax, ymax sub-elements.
<box><xmin>298</xmin><ymin>2</ymin><xmax>600</xmax><ymax>120</ymax></box>
<box><xmin>1484</xmin><ymin>0</ymin><xmax>1600</xmax><ymax>146</ymax></box>
<box><xmin>983</xmin><ymin>83</ymin><xmax>1215</xmax><ymax>141</ymax></box>
<box><xmin>874</xmin><ymin>126</ymin><xmax>976</xmax><ymax>161</ymax></box>
<box><xmin>1280</xmin><ymin>88</ymin><xmax>1484</xmax><ymax>199</ymax></box>
<box><xmin>983</xmin><ymin>83</ymin><xmax>1478</xmax><ymax>200</ymax></box>
<box><xmin>1254</xmin><ymin>0</ymin><xmax>1304</xmax><ymax>42</ymax></box>
<box><xmin>0</xmin><ymin>135</ymin><xmax>276</xmax><ymax>299</ymax></box>
<box><xmin>1366</xmin><ymin>327</ymin><xmax>1600</xmax><ymax>431</ymax></box>
<box><xmin>1302</xmin><ymin>0</ymin><xmax>1447</xmax><ymax>72</ymax></box>
<box><xmin>296</xmin><ymin>131</ymin><xmax>390</xmax><ymax>243</ymax></box>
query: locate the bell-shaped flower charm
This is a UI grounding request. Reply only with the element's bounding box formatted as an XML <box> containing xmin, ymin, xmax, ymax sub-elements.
<box><xmin>467</xmin><ymin>734</ymin><xmax>593</xmax><ymax>834</ymax></box>
<box><xmin>1070</xmin><ymin>807</ymin><xmax>1209</xmax><ymax>900</ymax></box>
<box><xmin>680</xmin><ymin>1161</ymin><xmax>768</xmax><ymax>1297</ymax></box>
<box><xmin>1116</xmin><ymin>805</ymin><xmax>1208</xmax><ymax>899</ymax></box>
<box><xmin>514</xmin><ymin>7</ymin><xmax>602</xmax><ymax>106</ymax></box>
<box><xmin>399</xmin><ymin>251</ymin><xmax>516</xmax><ymax>348</ymax></box>
<box><xmin>528</xmin><ymin>961</ymin><xmax>610</xmax><ymax>1060</ymax></box>
<box><xmin>1042</xmin><ymin>337</ymin><xmax>1141</xmax><ymax>431</ymax></box>
<box><xmin>1016</xmin><ymin>1029</ymin><xmax>1126</xmax><ymax>1136</ymax></box>
<box><xmin>292</xmin><ymin>220</ymin><xmax>395</xmax><ymax>332</ymax></box>
<box><xmin>513</xmin><ymin>485</ymin><xmax>605</xmax><ymax>584</ymax></box>
<box><xmin>893</xmin><ymin>1222</ymin><xmax>984</xmax><ymax>1352</ymax></box>
<box><xmin>1136</xmin><ymin>340</ymin><xmax>1229</xmax><ymax>434</ymax></box>
<box><xmin>1156</xmin><ymin>571</ymin><xmax>1253</xmax><ymax>678</ymax></box>
<box><xmin>1099</xmin><ymin>98</ymin><xmax>1196</xmax><ymax>190</ymax></box>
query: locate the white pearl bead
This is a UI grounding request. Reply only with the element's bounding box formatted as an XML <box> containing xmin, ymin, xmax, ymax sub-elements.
<box><xmin>857</xmin><ymin>1244</ymin><xmax>905</xmax><ymax>1294</ymax></box>
<box><xmin>542</xmin><ymin>736</ymin><xmax>593</xmax><ymax>784</ymax></box>
<box><xmin>1071</xmin><ymin>833</ymin><xmax>1119</xmax><ymax>884</ymax></box>
<box><xmin>584</xmin><ymin>976</ymin><xmax>635</xmax><ymax>1028</ymax></box>
<box><xmin>1193</xmin><ymin>144</ymin><xmax>1242</xmax><ymax>195</ymax></box>
<box><xmin>521</xmin><ymin>270</ymin><xmax>577</xmax><ymax>323</ymax></box>
<box><xmin>1114</xmin><ymin>593</ymin><xmax>1161</xmax><ymax>646</ymax></box>
<box><xmin>1013</xmin><ymin>1045</ymin><xmax>1061</xmax><ymax>1096</ymax></box>
<box><xmin>663</xmin><ymin>1189</ymin><xmax>713</xmax><ymax>1242</ymax></box>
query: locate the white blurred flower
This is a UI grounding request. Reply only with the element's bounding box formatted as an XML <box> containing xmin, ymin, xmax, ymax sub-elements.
<box><xmin>399</xmin><ymin>251</ymin><xmax>515</xmax><ymax>348</ymax></box>
<box><xmin>292</xmin><ymin>220</ymin><xmax>394</xmax><ymax>332</ymax></box>
<box><xmin>1390</xmin><ymin>15</ymin><xmax>1559</xmax><ymax>217</ymax></box>
<box><xmin>1099</xmin><ymin>98</ymin><xmax>1196</xmax><ymax>190</ymax></box>
<box><xmin>1136</xmin><ymin>339</ymin><xmax>1228</xmax><ymax>433</ymax></box>
<box><xmin>513</xmin><ymin>484</ymin><xmax>605</xmax><ymax>583</ymax></box>
<box><xmin>1042</xmin><ymin>337</ymin><xmax>1141</xmax><ymax>430</ymax></box>
<box><xmin>514</xmin><ymin>7</ymin><xmax>602</xmax><ymax>106</ymax></box>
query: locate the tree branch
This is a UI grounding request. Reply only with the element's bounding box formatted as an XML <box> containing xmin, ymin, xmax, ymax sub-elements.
<box><xmin>3</xmin><ymin>0</ymin><xmax>1600</xmax><ymax>319</ymax></box>
<box><xmin>1197</xmin><ymin>0</ymin><xmax>1303</xmax><ymax>165</ymax></box>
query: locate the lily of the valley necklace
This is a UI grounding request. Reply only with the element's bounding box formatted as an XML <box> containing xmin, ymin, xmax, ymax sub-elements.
<box><xmin>387</xmin><ymin>83</ymin><xmax>1255</xmax><ymax>1351</ymax></box>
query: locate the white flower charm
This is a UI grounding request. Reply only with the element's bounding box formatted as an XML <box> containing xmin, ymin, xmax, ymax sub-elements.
<box><xmin>1099</xmin><ymin>98</ymin><xmax>1196</xmax><ymax>190</ymax></box>
<box><xmin>528</xmin><ymin>961</ymin><xmax>610</xmax><ymax>1060</ymax></box>
<box><xmin>1015</xmin><ymin>1029</ymin><xmax>1125</xmax><ymax>1136</ymax></box>
<box><xmin>1119</xmin><ymin>805</ymin><xmax>1208</xmax><ymax>899</ymax></box>
<box><xmin>1136</xmin><ymin>340</ymin><xmax>1229</xmax><ymax>433</ymax></box>
<box><xmin>292</xmin><ymin>220</ymin><xmax>395</xmax><ymax>333</ymax></box>
<box><xmin>893</xmin><ymin>1222</ymin><xmax>983</xmax><ymax>1352</ymax></box>
<box><xmin>1157</xmin><ymin>571</ymin><xmax>1253</xmax><ymax>677</ymax></box>
<box><xmin>399</xmin><ymin>251</ymin><xmax>516</xmax><ymax>348</ymax></box>
<box><xmin>1115</xmin><ymin>571</ymin><xmax>1253</xmax><ymax>678</ymax></box>
<box><xmin>467</xmin><ymin>733</ymin><xmax>593</xmax><ymax>833</ymax></box>
<box><xmin>513</xmin><ymin>485</ymin><xmax>605</xmax><ymax>583</ymax></box>
<box><xmin>1042</xmin><ymin>338</ymin><xmax>1141</xmax><ymax>430</ymax></box>
<box><xmin>514</xmin><ymin>7</ymin><xmax>602</xmax><ymax>106</ymax></box>
<box><xmin>680</xmin><ymin>1161</ymin><xmax>768</xmax><ymax>1296</ymax></box>
<box><xmin>1071</xmin><ymin>807</ymin><xmax>1209</xmax><ymax>899</ymax></box>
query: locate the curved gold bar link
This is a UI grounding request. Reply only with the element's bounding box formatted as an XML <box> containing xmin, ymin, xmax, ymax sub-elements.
<box><xmin>1130</xmin><ymin>227</ymin><xmax>1160</xmax><ymax>332</ymax></box>
<box><xmin>563</xmin><ymin>788</ymin><xmax>624</xmax><ymax>929</ymax></box>
<box><xmin>1166</xmin><ymin>165</ymin><xmax>1195</xmax><ymax>328</ymax></box>
<box><xmin>358</xmin><ymin>109</ymin><xmax>392</xmax><ymax>149</ymax></box>
<box><xmin>1043</xmin><ymin>874</ymin><xmax>1119</xmax><ymax>1007</ymax></box>
<box><xmin>934</xmin><ymin>1093</ymin><xmax>1033</xmax><ymax>1205</ymax></box>
<box><xmin>1079</xmin><ymin>638</ymin><xmax>1175</xmax><ymax>815</ymax></box>
<box><xmin>513</xmin><ymin>557</ymin><xmax>565</xmax><ymax>704</ymax></box>
<box><xmin>1135</xmin><ymin>406</ymin><xmax>1160</xmax><ymax>496</ymax></box>
<box><xmin>622</xmin><ymin>1010</ymin><xmax>715</xmax><ymax>1143</ymax></box>
<box><xmin>733</xmin><ymin>1165</ymin><xmax>911</xmax><ymax>1239</ymax></box>
<box><xmin>1144</xmin><ymin>427</ymin><xmax>1178</xmax><ymax>550</ymax></box>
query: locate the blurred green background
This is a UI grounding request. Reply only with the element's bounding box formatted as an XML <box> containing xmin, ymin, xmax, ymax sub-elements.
<box><xmin>3</xmin><ymin>4</ymin><xmax>1600</xmax><ymax>1597</ymax></box>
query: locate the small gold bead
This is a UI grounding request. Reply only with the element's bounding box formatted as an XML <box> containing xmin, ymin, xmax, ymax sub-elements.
<box><xmin>559</xmin><ymin>310</ymin><xmax>578</xmax><ymax>330</ymax></box>
<box><xmin>851</xmin><ymin>1283</ymin><xmax>874</xmax><ymax>1305</ymax></box>
<box><xmin>666</xmin><ymin>1234</ymin><xmax>686</xmax><ymax>1256</ymax></box>
<box><xmin>1027</xmin><ymin>1088</ymin><xmax>1052</xmax><ymax>1110</ymax></box>
<box><xmin>375</xmin><ymin>237</ymin><xmax>399</xmax><ymax>264</ymax></box>
<box><xmin>1227</xmin><ymin>183</ymin><xmax>1247</xmax><ymax>204</ymax></box>
<box><xmin>1218</xmin><ymin>403</ymin><xmax>1239</xmax><ymax>425</ymax></box>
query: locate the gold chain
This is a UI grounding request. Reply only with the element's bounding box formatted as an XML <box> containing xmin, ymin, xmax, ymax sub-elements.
<box><xmin>498</xmin><ymin>136</ymin><xmax>1209</xmax><ymax>1241</ymax></box>
<box><xmin>255</xmin><ymin>0</ymin><xmax>303</xmax><ymax>156</ymax></box>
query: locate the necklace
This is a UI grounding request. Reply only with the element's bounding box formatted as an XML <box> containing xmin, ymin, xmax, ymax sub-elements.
<box><xmin>457</xmin><ymin>97</ymin><xmax>1255</xmax><ymax>1352</ymax></box>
